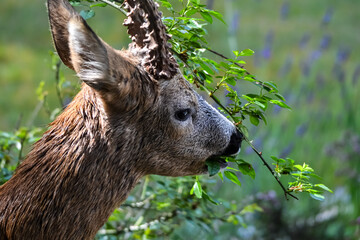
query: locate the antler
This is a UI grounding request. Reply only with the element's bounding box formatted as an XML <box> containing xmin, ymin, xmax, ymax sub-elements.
<box><xmin>123</xmin><ymin>0</ymin><xmax>178</xmax><ymax>80</ymax></box>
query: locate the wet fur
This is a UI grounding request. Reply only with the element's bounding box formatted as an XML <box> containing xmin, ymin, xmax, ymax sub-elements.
<box><xmin>0</xmin><ymin>0</ymin><xmax>239</xmax><ymax>239</ymax></box>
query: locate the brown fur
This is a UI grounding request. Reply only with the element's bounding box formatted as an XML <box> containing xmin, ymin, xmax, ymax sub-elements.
<box><xmin>0</xmin><ymin>0</ymin><xmax>241</xmax><ymax>239</ymax></box>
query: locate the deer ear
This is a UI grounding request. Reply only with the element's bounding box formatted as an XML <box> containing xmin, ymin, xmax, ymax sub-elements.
<box><xmin>67</xmin><ymin>18</ymin><xmax>110</xmax><ymax>91</ymax></box>
<box><xmin>48</xmin><ymin>0</ymin><xmax>111</xmax><ymax>91</ymax></box>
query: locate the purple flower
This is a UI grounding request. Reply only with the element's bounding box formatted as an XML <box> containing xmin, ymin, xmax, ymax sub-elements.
<box><xmin>262</xmin><ymin>31</ymin><xmax>274</xmax><ymax>59</ymax></box>
<box><xmin>280</xmin><ymin>1</ymin><xmax>290</xmax><ymax>20</ymax></box>
<box><xmin>336</xmin><ymin>47</ymin><xmax>350</xmax><ymax>64</ymax></box>
<box><xmin>319</xmin><ymin>34</ymin><xmax>332</xmax><ymax>51</ymax></box>
<box><xmin>296</xmin><ymin>124</ymin><xmax>308</xmax><ymax>137</ymax></box>
<box><xmin>322</xmin><ymin>7</ymin><xmax>333</xmax><ymax>26</ymax></box>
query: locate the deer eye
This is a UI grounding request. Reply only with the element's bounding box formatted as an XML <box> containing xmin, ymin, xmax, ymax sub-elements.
<box><xmin>175</xmin><ymin>109</ymin><xmax>191</xmax><ymax>121</ymax></box>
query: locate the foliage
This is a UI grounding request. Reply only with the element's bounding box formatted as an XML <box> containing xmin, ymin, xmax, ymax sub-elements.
<box><xmin>0</xmin><ymin>0</ymin><xmax>340</xmax><ymax>239</ymax></box>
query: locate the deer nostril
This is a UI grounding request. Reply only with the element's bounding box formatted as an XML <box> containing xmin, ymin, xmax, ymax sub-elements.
<box><xmin>221</xmin><ymin>129</ymin><xmax>243</xmax><ymax>156</ymax></box>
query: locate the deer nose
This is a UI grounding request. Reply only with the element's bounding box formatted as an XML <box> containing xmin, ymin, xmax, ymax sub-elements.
<box><xmin>221</xmin><ymin>129</ymin><xmax>243</xmax><ymax>156</ymax></box>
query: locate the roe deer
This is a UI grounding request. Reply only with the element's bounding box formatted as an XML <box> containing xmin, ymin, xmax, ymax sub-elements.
<box><xmin>0</xmin><ymin>0</ymin><xmax>243</xmax><ymax>239</ymax></box>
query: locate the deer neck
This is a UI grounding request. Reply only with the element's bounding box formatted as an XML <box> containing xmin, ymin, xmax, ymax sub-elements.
<box><xmin>0</xmin><ymin>86</ymin><xmax>143</xmax><ymax>239</ymax></box>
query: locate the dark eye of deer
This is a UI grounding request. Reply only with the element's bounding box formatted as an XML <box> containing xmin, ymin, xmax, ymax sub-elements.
<box><xmin>175</xmin><ymin>109</ymin><xmax>191</xmax><ymax>121</ymax></box>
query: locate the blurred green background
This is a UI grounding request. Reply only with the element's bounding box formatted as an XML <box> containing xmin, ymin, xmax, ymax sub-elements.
<box><xmin>1</xmin><ymin>0</ymin><xmax>359</xmax><ymax>239</ymax></box>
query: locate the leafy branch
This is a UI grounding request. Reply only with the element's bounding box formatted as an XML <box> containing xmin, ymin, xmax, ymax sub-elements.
<box><xmin>66</xmin><ymin>0</ymin><xmax>330</xmax><ymax>202</ymax></box>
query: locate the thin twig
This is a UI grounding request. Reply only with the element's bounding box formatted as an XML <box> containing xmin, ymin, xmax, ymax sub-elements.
<box><xmin>99</xmin><ymin>0</ymin><xmax>127</xmax><ymax>15</ymax></box>
<box><xmin>205</xmin><ymin>47</ymin><xmax>272</xmax><ymax>90</ymax></box>
<box><xmin>249</xmin><ymin>145</ymin><xmax>298</xmax><ymax>200</ymax></box>
<box><xmin>104</xmin><ymin>3</ymin><xmax>296</xmax><ymax>200</ymax></box>
<box><xmin>54</xmin><ymin>60</ymin><xmax>64</xmax><ymax>108</ymax></box>
<box><xmin>171</xmin><ymin>49</ymin><xmax>298</xmax><ymax>201</ymax></box>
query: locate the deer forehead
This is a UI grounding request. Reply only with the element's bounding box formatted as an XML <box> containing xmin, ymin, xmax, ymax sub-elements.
<box><xmin>159</xmin><ymin>74</ymin><xmax>198</xmax><ymax>107</ymax></box>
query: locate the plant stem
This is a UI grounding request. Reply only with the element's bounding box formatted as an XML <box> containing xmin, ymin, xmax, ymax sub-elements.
<box><xmin>54</xmin><ymin>60</ymin><xmax>64</xmax><ymax>108</ymax></box>
<box><xmin>99</xmin><ymin>0</ymin><xmax>127</xmax><ymax>15</ymax></box>
<box><xmin>171</xmin><ymin>49</ymin><xmax>298</xmax><ymax>201</ymax></box>
<box><xmin>106</xmin><ymin>3</ymin><xmax>297</xmax><ymax>201</ymax></box>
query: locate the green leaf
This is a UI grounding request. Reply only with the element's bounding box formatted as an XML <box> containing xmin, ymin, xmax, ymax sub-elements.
<box><xmin>250</xmin><ymin>115</ymin><xmax>259</xmax><ymax>126</ymax></box>
<box><xmin>218</xmin><ymin>171</ymin><xmax>224</xmax><ymax>181</ymax></box>
<box><xmin>254</xmin><ymin>100</ymin><xmax>266</xmax><ymax>109</ymax></box>
<box><xmin>202</xmin><ymin>191</ymin><xmax>219</xmax><ymax>205</ymax></box>
<box><xmin>270</xmin><ymin>100</ymin><xmax>291</xmax><ymax>109</ymax></box>
<box><xmin>237</xmin><ymin>161</ymin><xmax>256</xmax><ymax>179</ymax></box>
<box><xmin>224</xmin><ymin>171</ymin><xmax>241</xmax><ymax>186</ymax></box>
<box><xmin>315</xmin><ymin>184</ymin><xmax>333</xmax><ymax>193</ymax></box>
<box><xmin>80</xmin><ymin>10</ymin><xmax>95</xmax><ymax>20</ymax></box>
<box><xmin>90</xmin><ymin>3</ymin><xmax>107</xmax><ymax>8</ymax></box>
<box><xmin>275</xmin><ymin>93</ymin><xmax>286</xmax><ymax>101</ymax></box>
<box><xmin>240</xmin><ymin>203</ymin><xmax>263</xmax><ymax>214</ymax></box>
<box><xmin>293</xmin><ymin>164</ymin><xmax>304</xmax><ymax>171</ymax></box>
<box><xmin>271</xmin><ymin>156</ymin><xmax>286</xmax><ymax>163</ymax></box>
<box><xmin>159</xmin><ymin>0</ymin><xmax>173</xmax><ymax>9</ymax></box>
<box><xmin>185</xmin><ymin>8</ymin><xmax>198</xmax><ymax>17</ymax></box>
<box><xmin>310</xmin><ymin>193</ymin><xmax>325</xmax><ymax>201</ymax></box>
<box><xmin>233</xmin><ymin>50</ymin><xmax>240</xmax><ymax>57</ymax></box>
<box><xmin>208</xmin><ymin>10</ymin><xmax>226</xmax><ymax>24</ymax></box>
<box><xmin>239</xmin><ymin>49</ymin><xmax>255</xmax><ymax>56</ymax></box>
<box><xmin>205</xmin><ymin>158</ymin><xmax>221</xmax><ymax>177</ymax></box>
<box><xmin>190</xmin><ymin>0</ymin><xmax>200</xmax><ymax>4</ymax></box>
<box><xmin>198</xmin><ymin>61</ymin><xmax>215</xmax><ymax>74</ymax></box>
<box><xmin>225</xmin><ymin>77</ymin><xmax>236</xmax><ymax>86</ymax></box>
<box><xmin>190</xmin><ymin>181</ymin><xmax>203</xmax><ymax>198</ymax></box>
<box><xmin>200</xmin><ymin>11</ymin><xmax>213</xmax><ymax>23</ymax></box>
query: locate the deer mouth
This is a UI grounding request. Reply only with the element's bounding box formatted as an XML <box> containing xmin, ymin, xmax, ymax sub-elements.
<box><xmin>207</xmin><ymin>156</ymin><xmax>228</xmax><ymax>168</ymax></box>
<box><xmin>203</xmin><ymin>155</ymin><xmax>228</xmax><ymax>175</ymax></box>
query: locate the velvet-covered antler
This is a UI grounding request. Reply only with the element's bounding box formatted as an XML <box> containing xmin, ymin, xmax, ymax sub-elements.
<box><xmin>123</xmin><ymin>0</ymin><xmax>178</xmax><ymax>80</ymax></box>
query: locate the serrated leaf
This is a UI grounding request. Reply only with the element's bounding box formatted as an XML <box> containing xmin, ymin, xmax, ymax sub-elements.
<box><xmin>224</xmin><ymin>171</ymin><xmax>241</xmax><ymax>186</ymax></box>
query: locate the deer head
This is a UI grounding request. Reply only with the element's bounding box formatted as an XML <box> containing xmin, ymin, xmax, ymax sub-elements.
<box><xmin>0</xmin><ymin>0</ymin><xmax>242</xmax><ymax>239</ymax></box>
<box><xmin>48</xmin><ymin>0</ymin><xmax>242</xmax><ymax>176</ymax></box>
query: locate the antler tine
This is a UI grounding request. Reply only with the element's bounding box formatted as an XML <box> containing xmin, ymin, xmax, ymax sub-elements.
<box><xmin>123</xmin><ymin>0</ymin><xmax>178</xmax><ymax>80</ymax></box>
